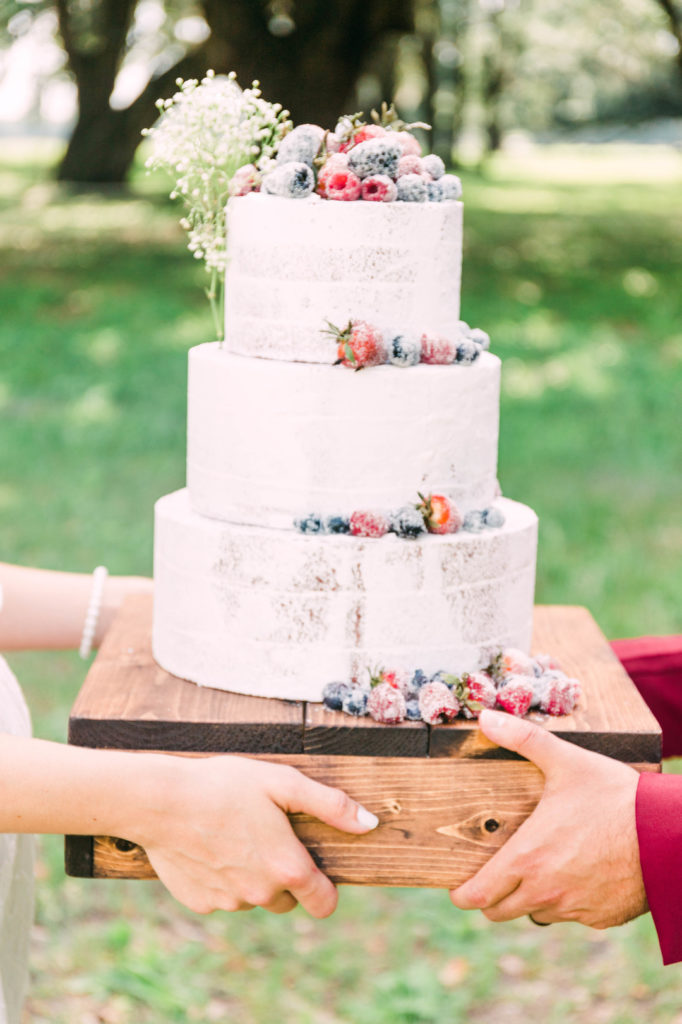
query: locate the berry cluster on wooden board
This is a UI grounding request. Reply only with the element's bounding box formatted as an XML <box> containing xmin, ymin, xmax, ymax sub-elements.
<box><xmin>295</xmin><ymin>493</ymin><xmax>505</xmax><ymax>538</ymax></box>
<box><xmin>230</xmin><ymin>105</ymin><xmax>463</xmax><ymax>204</ymax></box>
<box><xmin>325</xmin><ymin>319</ymin><xmax>490</xmax><ymax>370</ymax></box>
<box><xmin>322</xmin><ymin>649</ymin><xmax>582</xmax><ymax>725</ymax></box>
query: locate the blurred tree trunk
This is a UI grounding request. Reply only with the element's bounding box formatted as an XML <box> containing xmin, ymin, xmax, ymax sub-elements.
<box><xmin>653</xmin><ymin>0</ymin><xmax>682</xmax><ymax>81</ymax></box>
<box><xmin>56</xmin><ymin>0</ymin><xmax>414</xmax><ymax>185</ymax></box>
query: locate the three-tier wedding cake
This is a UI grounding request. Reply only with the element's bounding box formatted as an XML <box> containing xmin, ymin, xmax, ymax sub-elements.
<box><xmin>152</xmin><ymin>182</ymin><xmax>538</xmax><ymax>702</ymax></box>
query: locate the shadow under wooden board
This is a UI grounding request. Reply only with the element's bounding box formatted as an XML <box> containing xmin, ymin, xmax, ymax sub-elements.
<box><xmin>66</xmin><ymin>595</ymin><xmax>661</xmax><ymax>888</ymax></box>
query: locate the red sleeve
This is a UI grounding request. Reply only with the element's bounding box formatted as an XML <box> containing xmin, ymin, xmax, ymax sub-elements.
<box><xmin>636</xmin><ymin>771</ymin><xmax>682</xmax><ymax>964</ymax></box>
<box><xmin>611</xmin><ymin>636</ymin><xmax>682</xmax><ymax>758</ymax></box>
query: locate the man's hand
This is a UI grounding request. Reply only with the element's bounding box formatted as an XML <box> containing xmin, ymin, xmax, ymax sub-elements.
<box><xmin>449</xmin><ymin>709</ymin><xmax>648</xmax><ymax>928</ymax></box>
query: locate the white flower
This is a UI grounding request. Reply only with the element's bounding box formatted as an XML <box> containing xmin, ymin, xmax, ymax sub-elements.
<box><xmin>144</xmin><ymin>72</ymin><xmax>292</xmax><ymax>338</ymax></box>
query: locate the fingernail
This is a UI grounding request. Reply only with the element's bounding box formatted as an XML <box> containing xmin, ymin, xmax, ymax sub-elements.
<box><xmin>480</xmin><ymin>709</ymin><xmax>507</xmax><ymax>728</ymax></box>
<box><xmin>356</xmin><ymin>806</ymin><xmax>379</xmax><ymax>830</ymax></box>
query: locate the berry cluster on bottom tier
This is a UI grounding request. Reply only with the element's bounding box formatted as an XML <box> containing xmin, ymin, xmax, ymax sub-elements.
<box><xmin>321</xmin><ymin>648</ymin><xmax>581</xmax><ymax>725</ymax></box>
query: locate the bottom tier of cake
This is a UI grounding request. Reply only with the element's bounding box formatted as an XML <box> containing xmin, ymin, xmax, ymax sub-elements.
<box><xmin>152</xmin><ymin>489</ymin><xmax>538</xmax><ymax>701</ymax></box>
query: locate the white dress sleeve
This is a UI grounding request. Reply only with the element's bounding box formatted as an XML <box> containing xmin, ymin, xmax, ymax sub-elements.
<box><xmin>0</xmin><ymin>581</ymin><xmax>35</xmax><ymax>1024</ymax></box>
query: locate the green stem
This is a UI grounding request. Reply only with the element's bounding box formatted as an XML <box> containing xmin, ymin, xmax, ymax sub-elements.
<box><xmin>205</xmin><ymin>267</ymin><xmax>224</xmax><ymax>343</ymax></box>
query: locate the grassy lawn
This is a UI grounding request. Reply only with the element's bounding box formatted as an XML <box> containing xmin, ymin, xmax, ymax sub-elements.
<box><xmin>1</xmin><ymin>138</ymin><xmax>682</xmax><ymax>1022</ymax></box>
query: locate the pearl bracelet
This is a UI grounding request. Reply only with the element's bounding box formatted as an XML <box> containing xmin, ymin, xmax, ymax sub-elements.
<box><xmin>79</xmin><ymin>565</ymin><xmax>109</xmax><ymax>660</ymax></box>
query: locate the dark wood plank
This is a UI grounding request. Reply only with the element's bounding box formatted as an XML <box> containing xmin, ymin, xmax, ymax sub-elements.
<box><xmin>69</xmin><ymin>595</ymin><xmax>304</xmax><ymax>754</ymax></box>
<box><xmin>304</xmin><ymin>703</ymin><xmax>428</xmax><ymax>757</ymax></box>
<box><xmin>429</xmin><ymin>606</ymin><xmax>661</xmax><ymax>763</ymax></box>
<box><xmin>81</xmin><ymin>755</ymin><xmax>659</xmax><ymax>886</ymax></box>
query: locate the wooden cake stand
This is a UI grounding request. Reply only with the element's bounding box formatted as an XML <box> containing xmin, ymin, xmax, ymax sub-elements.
<box><xmin>65</xmin><ymin>595</ymin><xmax>661</xmax><ymax>888</ymax></box>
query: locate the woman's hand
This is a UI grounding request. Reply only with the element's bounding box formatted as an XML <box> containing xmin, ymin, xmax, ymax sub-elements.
<box><xmin>134</xmin><ymin>754</ymin><xmax>379</xmax><ymax>917</ymax></box>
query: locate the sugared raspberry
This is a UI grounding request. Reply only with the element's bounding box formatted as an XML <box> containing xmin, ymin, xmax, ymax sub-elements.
<box><xmin>368</xmin><ymin>682</ymin><xmax>406</xmax><ymax>724</ymax></box>
<box><xmin>496</xmin><ymin>676</ymin><xmax>534</xmax><ymax>717</ymax></box>
<box><xmin>327</xmin><ymin>319</ymin><xmax>386</xmax><ymax>369</ymax></box>
<box><xmin>229</xmin><ymin>163</ymin><xmax>260</xmax><ymax>196</ymax></box>
<box><xmin>420</xmin><ymin>332</ymin><xmax>457</xmax><ymax>364</ymax></box>
<box><xmin>361</xmin><ymin>174</ymin><xmax>397</xmax><ymax>202</ymax></box>
<box><xmin>419</xmin><ymin>681</ymin><xmax>460</xmax><ymax>724</ymax></box>
<box><xmin>397</xmin><ymin>154</ymin><xmax>422</xmax><ymax>177</ymax></box>
<box><xmin>350</xmin><ymin>510</ymin><xmax>389</xmax><ymax>538</ymax></box>
<box><xmin>325</xmin><ymin>169</ymin><xmax>362</xmax><ymax>201</ymax></box>
<box><xmin>379</xmin><ymin>669</ymin><xmax>412</xmax><ymax>694</ymax></box>
<box><xmin>316</xmin><ymin>153</ymin><xmax>350</xmax><ymax>197</ymax></box>
<box><xmin>417</xmin><ymin>493</ymin><xmax>463</xmax><ymax>535</ymax></box>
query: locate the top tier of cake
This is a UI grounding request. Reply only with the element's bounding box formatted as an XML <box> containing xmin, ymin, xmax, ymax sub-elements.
<box><xmin>224</xmin><ymin>194</ymin><xmax>463</xmax><ymax>363</ymax></box>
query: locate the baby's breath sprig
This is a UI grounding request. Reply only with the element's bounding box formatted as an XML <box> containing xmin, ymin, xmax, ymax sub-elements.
<box><xmin>143</xmin><ymin>70</ymin><xmax>291</xmax><ymax>341</ymax></box>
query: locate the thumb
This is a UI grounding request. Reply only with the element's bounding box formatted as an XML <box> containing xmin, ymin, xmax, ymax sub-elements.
<box><xmin>278</xmin><ymin>770</ymin><xmax>379</xmax><ymax>835</ymax></box>
<box><xmin>478</xmin><ymin>708</ymin><xmax>577</xmax><ymax>775</ymax></box>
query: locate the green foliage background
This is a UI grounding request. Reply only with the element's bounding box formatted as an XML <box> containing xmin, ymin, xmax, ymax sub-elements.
<box><xmin>1</xmin><ymin>139</ymin><xmax>681</xmax><ymax>1021</ymax></box>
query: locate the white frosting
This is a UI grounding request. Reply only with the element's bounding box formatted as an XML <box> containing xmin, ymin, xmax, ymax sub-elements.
<box><xmin>224</xmin><ymin>194</ymin><xmax>463</xmax><ymax>363</ymax></box>
<box><xmin>187</xmin><ymin>343</ymin><xmax>501</xmax><ymax>528</ymax></box>
<box><xmin>153</xmin><ymin>489</ymin><xmax>537</xmax><ymax>701</ymax></box>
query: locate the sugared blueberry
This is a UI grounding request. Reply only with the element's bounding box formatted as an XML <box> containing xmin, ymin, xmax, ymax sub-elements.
<box><xmin>396</xmin><ymin>173</ymin><xmax>428</xmax><ymax>202</ymax></box>
<box><xmin>322</xmin><ymin>680</ymin><xmax>352</xmax><ymax>711</ymax></box>
<box><xmin>276</xmin><ymin>124</ymin><xmax>325</xmax><ymax>167</ymax></box>
<box><xmin>439</xmin><ymin>174</ymin><xmax>463</xmax><ymax>200</ymax></box>
<box><xmin>389</xmin><ymin>506</ymin><xmax>427</xmax><ymax>539</ymax></box>
<box><xmin>468</xmin><ymin>327</ymin><xmax>491</xmax><ymax>351</ymax></box>
<box><xmin>261</xmin><ymin>161</ymin><xmax>315</xmax><ymax>199</ymax></box>
<box><xmin>388</xmin><ymin>332</ymin><xmax>421</xmax><ymax>367</ymax></box>
<box><xmin>405</xmin><ymin>698</ymin><xmax>422</xmax><ymax>720</ymax></box>
<box><xmin>295</xmin><ymin>513</ymin><xmax>324</xmax><ymax>534</ymax></box>
<box><xmin>462</xmin><ymin>510</ymin><xmax>485</xmax><ymax>532</ymax></box>
<box><xmin>426</xmin><ymin>180</ymin><xmax>443</xmax><ymax>202</ymax></box>
<box><xmin>421</xmin><ymin>154</ymin><xmax>446</xmax><ymax>179</ymax></box>
<box><xmin>455</xmin><ymin>337</ymin><xmax>482</xmax><ymax>365</ymax></box>
<box><xmin>326</xmin><ymin>515</ymin><xmax>351</xmax><ymax>534</ymax></box>
<box><xmin>347</xmin><ymin>137</ymin><xmax>402</xmax><ymax>180</ymax></box>
<box><xmin>342</xmin><ymin>686</ymin><xmax>369</xmax><ymax>716</ymax></box>
<box><xmin>482</xmin><ymin>506</ymin><xmax>505</xmax><ymax>529</ymax></box>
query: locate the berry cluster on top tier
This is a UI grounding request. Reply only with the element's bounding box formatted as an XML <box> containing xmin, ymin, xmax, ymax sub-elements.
<box><xmin>231</xmin><ymin>105</ymin><xmax>463</xmax><ymax>204</ymax></box>
<box><xmin>325</xmin><ymin>319</ymin><xmax>490</xmax><ymax>370</ymax></box>
<box><xmin>295</xmin><ymin>493</ymin><xmax>504</xmax><ymax>539</ymax></box>
<box><xmin>322</xmin><ymin>649</ymin><xmax>581</xmax><ymax>725</ymax></box>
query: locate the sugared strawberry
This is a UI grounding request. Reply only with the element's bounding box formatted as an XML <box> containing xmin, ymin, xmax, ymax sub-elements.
<box><xmin>361</xmin><ymin>174</ymin><xmax>397</xmax><ymax>202</ymax></box>
<box><xmin>496</xmin><ymin>675</ymin><xmax>533</xmax><ymax>717</ymax></box>
<box><xmin>420</xmin><ymin>332</ymin><xmax>457</xmax><ymax>364</ymax></box>
<box><xmin>459</xmin><ymin>672</ymin><xmax>497</xmax><ymax>718</ymax></box>
<box><xmin>500</xmin><ymin>648</ymin><xmax>536</xmax><ymax>679</ymax></box>
<box><xmin>326</xmin><ymin>319</ymin><xmax>386</xmax><ymax>369</ymax></box>
<box><xmin>350</xmin><ymin>510</ymin><xmax>389</xmax><ymax>538</ymax></box>
<box><xmin>325</xmin><ymin>168</ymin><xmax>362</xmax><ymax>201</ymax></box>
<box><xmin>418</xmin><ymin>681</ymin><xmax>460</xmax><ymax>724</ymax></box>
<box><xmin>316</xmin><ymin>153</ymin><xmax>350</xmax><ymax>197</ymax></box>
<box><xmin>229</xmin><ymin>163</ymin><xmax>261</xmax><ymax>196</ymax></box>
<box><xmin>416</xmin><ymin>492</ymin><xmax>462</xmax><ymax>535</ymax></box>
<box><xmin>397</xmin><ymin>154</ymin><xmax>422</xmax><ymax>177</ymax></box>
<box><xmin>339</xmin><ymin>122</ymin><xmax>386</xmax><ymax>152</ymax></box>
<box><xmin>538</xmin><ymin>674</ymin><xmax>581</xmax><ymax>716</ymax></box>
<box><xmin>534</xmin><ymin>652</ymin><xmax>562</xmax><ymax>673</ymax></box>
<box><xmin>367</xmin><ymin>682</ymin><xmax>406</xmax><ymax>724</ymax></box>
<box><xmin>372</xmin><ymin>668</ymin><xmax>412</xmax><ymax>695</ymax></box>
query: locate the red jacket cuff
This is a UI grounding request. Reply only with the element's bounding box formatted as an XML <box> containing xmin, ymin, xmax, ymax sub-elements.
<box><xmin>636</xmin><ymin>771</ymin><xmax>682</xmax><ymax>964</ymax></box>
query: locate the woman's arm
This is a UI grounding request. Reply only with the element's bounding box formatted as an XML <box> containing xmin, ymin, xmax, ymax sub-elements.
<box><xmin>0</xmin><ymin>562</ymin><xmax>152</xmax><ymax>650</ymax></box>
<box><xmin>0</xmin><ymin>733</ymin><xmax>378</xmax><ymax>916</ymax></box>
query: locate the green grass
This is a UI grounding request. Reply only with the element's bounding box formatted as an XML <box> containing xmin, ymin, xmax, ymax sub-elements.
<box><xmin>2</xmin><ymin>138</ymin><xmax>682</xmax><ymax>1022</ymax></box>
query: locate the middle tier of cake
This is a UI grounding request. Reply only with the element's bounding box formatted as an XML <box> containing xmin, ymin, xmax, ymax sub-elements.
<box><xmin>187</xmin><ymin>343</ymin><xmax>501</xmax><ymax>529</ymax></box>
<box><xmin>153</xmin><ymin>489</ymin><xmax>537</xmax><ymax>701</ymax></box>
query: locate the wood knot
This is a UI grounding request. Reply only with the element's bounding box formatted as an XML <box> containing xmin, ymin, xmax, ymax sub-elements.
<box><xmin>114</xmin><ymin>838</ymin><xmax>137</xmax><ymax>853</ymax></box>
<box><xmin>484</xmin><ymin>818</ymin><xmax>500</xmax><ymax>833</ymax></box>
